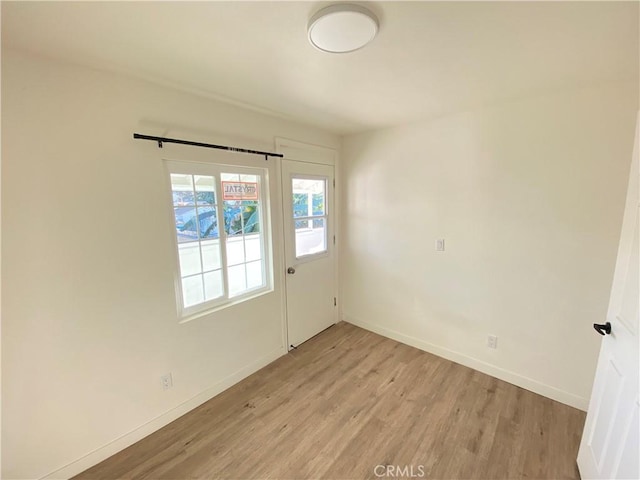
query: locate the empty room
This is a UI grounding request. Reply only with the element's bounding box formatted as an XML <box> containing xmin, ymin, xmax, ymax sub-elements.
<box><xmin>1</xmin><ymin>1</ymin><xmax>639</xmax><ymax>479</ymax></box>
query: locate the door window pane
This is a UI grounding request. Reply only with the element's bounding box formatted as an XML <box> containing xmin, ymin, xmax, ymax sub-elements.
<box><xmin>292</xmin><ymin>179</ymin><xmax>325</xmax><ymax>216</ymax></box>
<box><xmin>312</xmin><ymin>193</ymin><xmax>325</xmax><ymax>216</ymax></box>
<box><xmin>293</xmin><ymin>193</ymin><xmax>308</xmax><ymax>218</ymax></box>
<box><xmin>292</xmin><ymin>177</ymin><xmax>328</xmax><ymax>258</ymax></box>
<box><xmin>295</xmin><ymin>217</ymin><xmax>327</xmax><ymax>258</ymax></box>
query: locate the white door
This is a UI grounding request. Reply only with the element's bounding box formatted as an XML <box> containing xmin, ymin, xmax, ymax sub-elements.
<box><xmin>282</xmin><ymin>159</ymin><xmax>336</xmax><ymax>348</ymax></box>
<box><xmin>577</xmin><ymin>114</ymin><xmax>639</xmax><ymax>479</ymax></box>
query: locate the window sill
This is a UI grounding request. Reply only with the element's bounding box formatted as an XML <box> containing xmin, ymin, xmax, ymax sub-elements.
<box><xmin>178</xmin><ymin>286</ymin><xmax>274</xmax><ymax>324</ymax></box>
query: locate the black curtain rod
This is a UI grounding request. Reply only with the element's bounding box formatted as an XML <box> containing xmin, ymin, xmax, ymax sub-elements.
<box><xmin>133</xmin><ymin>133</ymin><xmax>283</xmax><ymax>160</ymax></box>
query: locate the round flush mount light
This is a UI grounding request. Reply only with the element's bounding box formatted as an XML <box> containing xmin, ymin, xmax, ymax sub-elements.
<box><xmin>308</xmin><ymin>4</ymin><xmax>379</xmax><ymax>53</ymax></box>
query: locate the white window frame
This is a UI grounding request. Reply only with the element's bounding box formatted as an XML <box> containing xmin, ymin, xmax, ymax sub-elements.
<box><xmin>165</xmin><ymin>159</ymin><xmax>273</xmax><ymax>322</ymax></box>
<box><xmin>290</xmin><ymin>173</ymin><xmax>330</xmax><ymax>264</ymax></box>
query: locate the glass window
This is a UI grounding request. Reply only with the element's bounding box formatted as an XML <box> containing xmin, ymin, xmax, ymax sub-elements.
<box><xmin>291</xmin><ymin>177</ymin><xmax>328</xmax><ymax>258</ymax></box>
<box><xmin>167</xmin><ymin>164</ymin><xmax>270</xmax><ymax>318</ymax></box>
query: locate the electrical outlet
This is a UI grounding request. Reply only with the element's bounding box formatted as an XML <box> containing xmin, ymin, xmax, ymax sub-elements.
<box><xmin>436</xmin><ymin>239</ymin><xmax>445</xmax><ymax>252</ymax></box>
<box><xmin>487</xmin><ymin>335</ymin><xmax>498</xmax><ymax>349</ymax></box>
<box><xmin>161</xmin><ymin>373</ymin><xmax>173</xmax><ymax>390</ymax></box>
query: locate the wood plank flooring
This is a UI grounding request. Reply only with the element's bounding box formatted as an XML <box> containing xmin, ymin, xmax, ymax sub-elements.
<box><xmin>76</xmin><ymin>322</ymin><xmax>585</xmax><ymax>479</ymax></box>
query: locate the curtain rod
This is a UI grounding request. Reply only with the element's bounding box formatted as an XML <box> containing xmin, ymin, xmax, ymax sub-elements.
<box><xmin>133</xmin><ymin>133</ymin><xmax>284</xmax><ymax>160</ymax></box>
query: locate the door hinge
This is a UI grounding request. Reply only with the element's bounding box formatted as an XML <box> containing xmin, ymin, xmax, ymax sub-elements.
<box><xmin>333</xmin><ymin>179</ymin><xmax>335</xmax><ymax>187</ymax></box>
<box><xmin>334</xmin><ymin>297</ymin><xmax>337</xmax><ymax>306</ymax></box>
<box><xmin>333</xmin><ymin>235</ymin><xmax>336</xmax><ymax>245</ymax></box>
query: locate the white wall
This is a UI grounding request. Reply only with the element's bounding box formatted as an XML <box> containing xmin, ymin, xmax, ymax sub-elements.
<box><xmin>2</xmin><ymin>39</ymin><xmax>636</xmax><ymax>480</ymax></box>
<box><xmin>341</xmin><ymin>82</ymin><xmax>638</xmax><ymax>410</ymax></box>
<box><xmin>1</xmin><ymin>49</ymin><xmax>339</xmax><ymax>479</ymax></box>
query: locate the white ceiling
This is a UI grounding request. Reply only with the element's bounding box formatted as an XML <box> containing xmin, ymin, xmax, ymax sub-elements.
<box><xmin>2</xmin><ymin>1</ymin><xmax>638</xmax><ymax>135</ymax></box>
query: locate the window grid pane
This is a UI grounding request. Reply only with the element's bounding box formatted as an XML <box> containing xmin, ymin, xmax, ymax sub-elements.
<box><xmin>246</xmin><ymin>260</ymin><xmax>263</xmax><ymax>289</ymax></box>
<box><xmin>223</xmin><ymin>174</ymin><xmax>265</xmax><ymax>298</ymax></box>
<box><xmin>182</xmin><ymin>275</ymin><xmax>204</xmax><ymax>308</ymax></box>
<box><xmin>170</xmin><ymin>166</ymin><xmax>268</xmax><ymax>313</ymax></box>
<box><xmin>228</xmin><ymin>264</ymin><xmax>247</xmax><ymax>297</ymax></box>
<box><xmin>201</xmin><ymin>239</ymin><xmax>222</xmax><ymax>271</ymax></box>
<box><xmin>203</xmin><ymin>270</ymin><xmax>224</xmax><ymax>301</ymax></box>
<box><xmin>173</xmin><ymin>174</ymin><xmax>225</xmax><ymax>307</ymax></box>
<box><xmin>178</xmin><ymin>243</ymin><xmax>202</xmax><ymax>276</ymax></box>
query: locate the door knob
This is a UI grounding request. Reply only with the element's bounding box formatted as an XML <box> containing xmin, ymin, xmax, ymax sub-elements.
<box><xmin>593</xmin><ymin>322</ymin><xmax>612</xmax><ymax>336</ymax></box>
<box><xmin>287</xmin><ymin>267</ymin><xmax>296</xmax><ymax>275</ymax></box>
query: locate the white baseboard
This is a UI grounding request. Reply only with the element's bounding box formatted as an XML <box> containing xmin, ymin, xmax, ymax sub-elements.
<box><xmin>42</xmin><ymin>346</ymin><xmax>287</xmax><ymax>480</ymax></box>
<box><xmin>343</xmin><ymin>315</ymin><xmax>588</xmax><ymax>411</ymax></box>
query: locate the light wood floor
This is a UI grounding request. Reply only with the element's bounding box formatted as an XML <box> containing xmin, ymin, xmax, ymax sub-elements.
<box><xmin>77</xmin><ymin>322</ymin><xmax>585</xmax><ymax>479</ymax></box>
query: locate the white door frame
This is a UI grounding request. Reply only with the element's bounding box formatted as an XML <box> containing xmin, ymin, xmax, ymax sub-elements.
<box><xmin>275</xmin><ymin>138</ymin><xmax>339</xmax><ymax>349</ymax></box>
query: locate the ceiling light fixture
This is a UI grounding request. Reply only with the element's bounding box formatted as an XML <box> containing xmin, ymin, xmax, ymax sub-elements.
<box><xmin>308</xmin><ymin>4</ymin><xmax>379</xmax><ymax>54</ymax></box>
